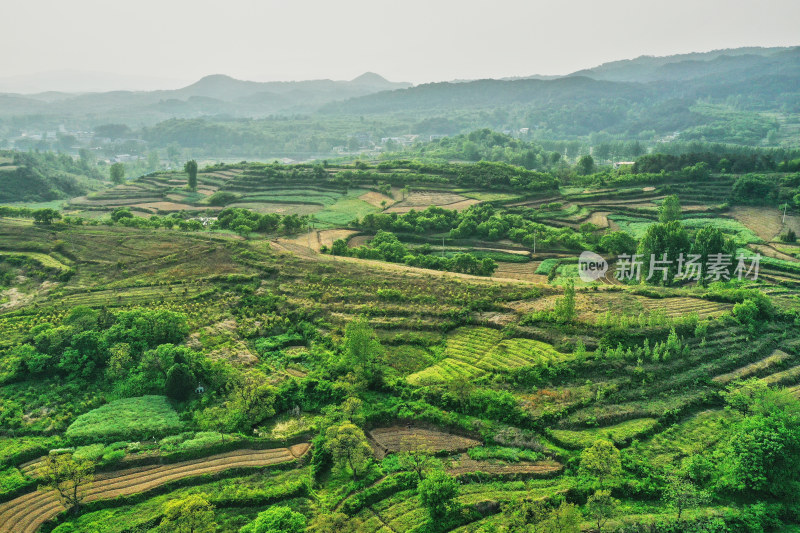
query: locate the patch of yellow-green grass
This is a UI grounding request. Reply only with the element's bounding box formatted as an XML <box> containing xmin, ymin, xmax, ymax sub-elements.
<box><xmin>460</xmin><ymin>191</ymin><xmax>522</xmax><ymax>202</ymax></box>
<box><xmin>638</xmin><ymin>409</ymin><xmax>736</xmax><ymax>468</ymax></box>
<box><xmin>762</xmin><ymin>364</ymin><xmax>800</xmax><ymax>387</ymax></box>
<box><xmin>549</xmin><ymin>418</ymin><xmax>659</xmax><ymax>449</ymax></box>
<box><xmin>407</xmin><ymin>327</ymin><xmax>565</xmax><ymax>385</ymax></box>
<box><xmin>0</xmin><ymin>251</ymin><xmax>71</xmax><ymax>272</ymax></box>
<box><xmin>314</xmin><ymin>197</ymin><xmax>378</xmax><ymax>227</ymax></box>
<box><xmin>592</xmin><ymin>502</ymin><xmax>741</xmax><ymax>532</ymax></box>
<box><xmin>713</xmin><ymin>349</ymin><xmax>790</xmax><ymax>384</ymax></box>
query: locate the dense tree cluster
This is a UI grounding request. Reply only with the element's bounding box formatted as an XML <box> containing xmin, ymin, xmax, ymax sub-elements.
<box><xmin>328</xmin><ymin>230</ymin><xmax>497</xmax><ymax>276</ymax></box>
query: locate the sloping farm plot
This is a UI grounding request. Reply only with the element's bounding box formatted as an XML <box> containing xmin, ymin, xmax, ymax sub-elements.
<box><xmin>406</xmin><ymin>327</ymin><xmax>565</xmax><ymax>385</ymax></box>
<box><xmin>0</xmin><ymin>446</ymin><xmax>306</xmax><ymax>533</ymax></box>
<box><xmin>384</xmin><ymin>191</ymin><xmax>480</xmax><ymax>213</ymax></box>
<box><xmin>369</xmin><ymin>426</ymin><xmax>481</xmax><ymax>455</ymax></box>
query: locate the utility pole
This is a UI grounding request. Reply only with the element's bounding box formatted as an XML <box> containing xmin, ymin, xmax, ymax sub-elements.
<box><xmin>783</xmin><ymin>203</ymin><xmax>788</xmax><ymax>224</ymax></box>
<box><xmin>442</xmin><ymin>236</ymin><xmax>445</xmax><ymax>257</ymax></box>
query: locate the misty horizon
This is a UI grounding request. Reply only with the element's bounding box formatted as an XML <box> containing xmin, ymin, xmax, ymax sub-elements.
<box><xmin>3</xmin><ymin>0</ymin><xmax>800</xmax><ymax>94</ymax></box>
<box><xmin>2</xmin><ymin>44</ymin><xmax>798</xmax><ymax>95</ymax></box>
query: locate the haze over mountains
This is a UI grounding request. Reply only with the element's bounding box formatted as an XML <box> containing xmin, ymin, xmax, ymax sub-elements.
<box><xmin>1</xmin><ymin>46</ymin><xmax>796</xmax><ymax>123</ymax></box>
<box><xmin>1</xmin><ymin>46</ymin><xmax>798</xmax><ymax>155</ymax></box>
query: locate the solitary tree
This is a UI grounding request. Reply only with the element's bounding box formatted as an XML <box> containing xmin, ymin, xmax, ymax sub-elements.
<box><xmin>418</xmin><ymin>469</ymin><xmax>459</xmax><ymax>522</ymax></box>
<box><xmin>579</xmin><ymin>440</ymin><xmax>622</xmax><ymax>488</ymax></box>
<box><xmin>658</xmin><ymin>195</ymin><xmax>682</xmax><ymax>223</ymax></box>
<box><xmin>538</xmin><ymin>501</ymin><xmax>581</xmax><ymax>533</ymax></box>
<box><xmin>37</xmin><ymin>453</ymin><xmax>94</xmax><ymax>514</ymax></box>
<box><xmin>341</xmin><ymin>317</ymin><xmax>384</xmax><ymax>387</ymax></box>
<box><xmin>576</xmin><ymin>154</ymin><xmax>595</xmax><ymax>175</ymax></box>
<box><xmin>326</xmin><ymin>421</ymin><xmax>373</xmax><ymax>479</ymax></box>
<box><xmin>692</xmin><ymin>226</ymin><xmax>735</xmax><ymax>284</ymax></box>
<box><xmin>552</xmin><ymin>278</ymin><xmax>576</xmax><ymax>323</ymax></box>
<box><xmin>586</xmin><ymin>489</ymin><xmax>620</xmax><ymax>531</ymax></box>
<box><xmin>184</xmin><ymin>160</ymin><xmax>198</xmax><ymax>190</ymax></box>
<box><xmin>110</xmin><ymin>162</ymin><xmax>125</xmax><ymax>185</ymax></box>
<box><xmin>397</xmin><ymin>448</ymin><xmax>442</xmax><ymax>480</ymax></box>
<box><xmin>662</xmin><ymin>475</ymin><xmax>709</xmax><ymax>520</ymax></box>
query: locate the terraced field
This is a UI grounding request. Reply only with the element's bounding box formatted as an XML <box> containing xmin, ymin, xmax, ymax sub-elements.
<box><xmin>0</xmin><ymin>445</ymin><xmax>308</xmax><ymax>533</ymax></box>
<box><xmin>407</xmin><ymin>327</ymin><xmax>567</xmax><ymax>385</ymax></box>
<box><xmin>445</xmin><ymin>455</ymin><xmax>563</xmax><ymax>477</ymax></box>
<box><xmin>384</xmin><ymin>191</ymin><xmax>480</xmax><ymax>214</ymax></box>
<box><xmin>369</xmin><ymin>427</ymin><xmax>481</xmax><ymax>455</ymax></box>
<box><xmin>493</xmin><ymin>261</ymin><xmax>547</xmax><ymax>282</ymax></box>
<box><xmin>549</xmin><ymin>418</ymin><xmax>659</xmax><ymax>449</ymax></box>
<box><xmin>713</xmin><ymin>349</ymin><xmax>791</xmax><ymax>384</ymax></box>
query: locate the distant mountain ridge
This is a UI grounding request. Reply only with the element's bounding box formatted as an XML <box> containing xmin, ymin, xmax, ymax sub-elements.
<box><xmin>0</xmin><ymin>46</ymin><xmax>797</xmax><ymax>138</ymax></box>
<box><xmin>0</xmin><ymin>72</ymin><xmax>412</xmax><ymax>122</ymax></box>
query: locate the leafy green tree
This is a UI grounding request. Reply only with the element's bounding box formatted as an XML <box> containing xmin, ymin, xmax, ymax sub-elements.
<box><xmin>637</xmin><ymin>221</ymin><xmax>690</xmax><ymax>285</ymax></box>
<box><xmin>576</xmin><ymin>154</ymin><xmax>595</xmax><ymax>175</ymax></box>
<box><xmin>662</xmin><ymin>476</ymin><xmax>709</xmax><ymax>520</ymax></box>
<box><xmin>732</xmin><ymin>298</ymin><xmax>760</xmax><ymax>333</ymax></box>
<box><xmin>109</xmin><ymin>162</ymin><xmax>125</xmax><ymax>185</ymax></box>
<box><xmin>418</xmin><ymin>469</ymin><xmax>459</xmax><ymax>522</ymax></box>
<box><xmin>658</xmin><ymin>195</ymin><xmax>682</xmax><ymax>223</ymax></box>
<box><xmin>598</xmin><ymin>230</ymin><xmax>637</xmax><ymax>256</ymax></box>
<box><xmin>325</xmin><ymin>421</ymin><xmax>372</xmax><ymax>479</ymax></box>
<box><xmin>552</xmin><ymin>278</ymin><xmax>576</xmax><ymax>323</ymax></box>
<box><xmin>586</xmin><ymin>489</ymin><xmax>620</xmax><ymax>531</ymax></box>
<box><xmin>63</xmin><ymin>306</ymin><xmax>99</xmax><ymax>332</ymax></box>
<box><xmin>397</xmin><ymin>450</ymin><xmax>442</xmax><ymax>480</ymax></box>
<box><xmin>341</xmin><ymin>317</ymin><xmax>384</xmax><ymax>387</ymax></box>
<box><xmin>691</xmin><ymin>226</ymin><xmax>735</xmax><ymax>285</ymax></box>
<box><xmin>579</xmin><ymin>440</ymin><xmax>622</xmax><ymax>487</ymax></box>
<box><xmin>37</xmin><ymin>453</ymin><xmax>94</xmax><ymax>515</ymax></box>
<box><xmin>240</xmin><ymin>506</ymin><xmax>306</xmax><ymax>533</ymax></box>
<box><xmin>165</xmin><ymin>363</ymin><xmax>195</xmax><ymax>400</ymax></box>
<box><xmin>111</xmin><ymin>207</ymin><xmax>133</xmax><ymax>222</ymax></box>
<box><xmin>16</xmin><ymin>344</ymin><xmax>52</xmax><ymax>374</ymax></box>
<box><xmin>308</xmin><ymin>512</ymin><xmax>362</xmax><ymax>533</ymax></box>
<box><xmin>184</xmin><ymin>160</ymin><xmax>198</xmax><ymax>190</ymax></box>
<box><xmin>538</xmin><ymin>501</ymin><xmax>581</xmax><ymax>533</ymax></box>
<box><xmin>719</xmin><ymin>388</ymin><xmax>800</xmax><ymax>500</ymax></box>
<box><xmin>160</xmin><ymin>493</ymin><xmax>217</xmax><ymax>533</ymax></box>
<box><xmin>723</xmin><ymin>378</ymin><xmax>770</xmax><ymax>416</ymax></box>
<box><xmin>229</xmin><ymin>372</ymin><xmax>277</xmax><ymax>429</ymax></box>
<box><xmin>501</xmin><ymin>497</ymin><xmax>549</xmax><ymax>531</ymax></box>
<box><xmin>32</xmin><ymin>208</ymin><xmax>61</xmax><ymax>225</ymax></box>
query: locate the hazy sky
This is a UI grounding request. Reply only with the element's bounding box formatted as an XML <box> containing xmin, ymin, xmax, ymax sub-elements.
<box><xmin>3</xmin><ymin>0</ymin><xmax>799</xmax><ymax>89</ymax></box>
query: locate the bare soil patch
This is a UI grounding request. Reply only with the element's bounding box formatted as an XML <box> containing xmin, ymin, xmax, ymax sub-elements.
<box><xmin>359</xmin><ymin>191</ymin><xmax>396</xmax><ymax>208</ymax></box>
<box><xmin>730</xmin><ymin>206</ymin><xmax>800</xmax><ymax>242</ymax></box>
<box><xmin>384</xmin><ymin>191</ymin><xmax>479</xmax><ymax>213</ymax></box>
<box><xmin>446</xmin><ymin>454</ymin><xmax>563</xmax><ymax>477</ymax></box>
<box><xmin>586</xmin><ymin>211</ymin><xmax>610</xmax><ymax>229</ymax></box>
<box><xmin>369</xmin><ymin>426</ymin><xmax>481</xmax><ymax>454</ymax></box>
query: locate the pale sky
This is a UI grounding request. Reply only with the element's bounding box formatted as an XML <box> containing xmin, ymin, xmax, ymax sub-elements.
<box><xmin>2</xmin><ymin>0</ymin><xmax>799</xmax><ymax>89</ymax></box>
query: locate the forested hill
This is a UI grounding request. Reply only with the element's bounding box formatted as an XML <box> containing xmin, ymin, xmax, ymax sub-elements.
<box><xmin>570</xmin><ymin>46</ymin><xmax>794</xmax><ymax>82</ymax></box>
<box><xmin>323</xmin><ymin>47</ymin><xmax>800</xmax><ymax>117</ymax></box>
<box><xmin>0</xmin><ymin>151</ymin><xmax>104</xmax><ymax>203</ymax></box>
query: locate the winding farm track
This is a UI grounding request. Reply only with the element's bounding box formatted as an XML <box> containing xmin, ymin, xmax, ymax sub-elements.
<box><xmin>0</xmin><ymin>444</ymin><xmax>309</xmax><ymax>533</ymax></box>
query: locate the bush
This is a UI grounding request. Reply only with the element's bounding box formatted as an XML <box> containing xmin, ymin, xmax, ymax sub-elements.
<box><xmin>204</xmin><ymin>191</ymin><xmax>240</xmax><ymax>206</ymax></box>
